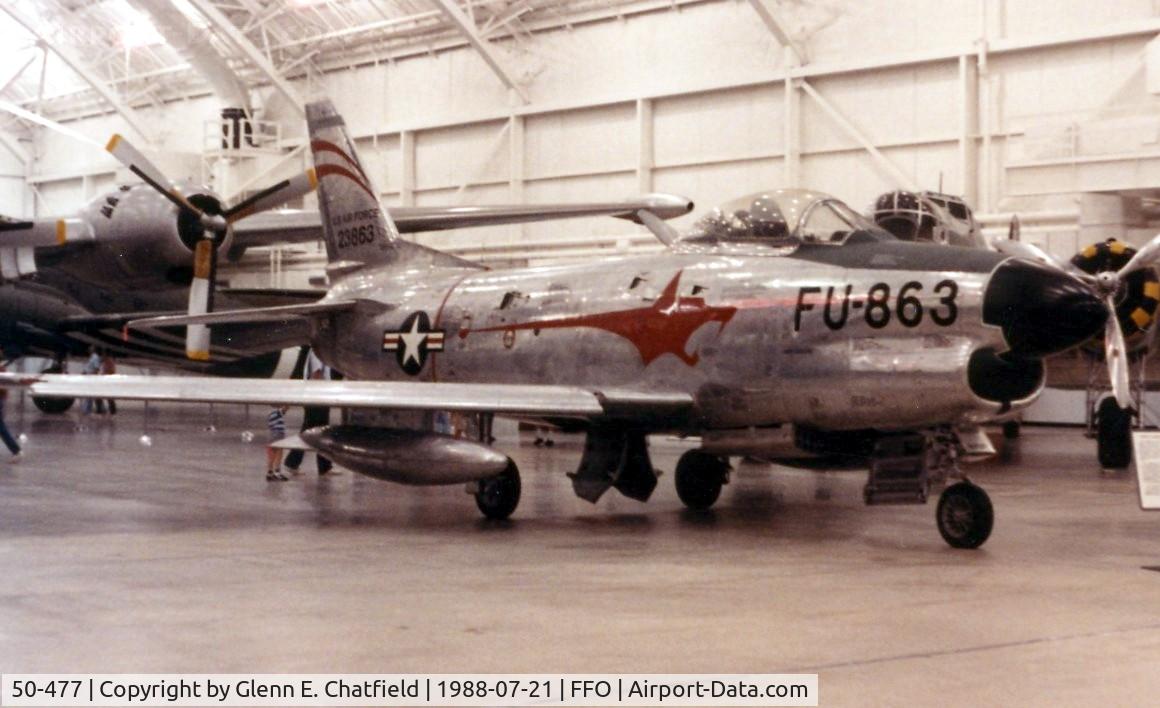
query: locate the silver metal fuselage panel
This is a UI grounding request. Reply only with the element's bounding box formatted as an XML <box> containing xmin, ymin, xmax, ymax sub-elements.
<box><xmin>317</xmin><ymin>241</ymin><xmax>1019</xmax><ymax>432</ymax></box>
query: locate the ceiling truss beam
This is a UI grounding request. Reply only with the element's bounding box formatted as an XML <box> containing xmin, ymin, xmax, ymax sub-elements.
<box><xmin>130</xmin><ymin>0</ymin><xmax>252</xmax><ymax>112</ymax></box>
<box><xmin>183</xmin><ymin>0</ymin><xmax>306</xmax><ymax>117</ymax></box>
<box><xmin>799</xmin><ymin>80</ymin><xmax>917</xmax><ymax>191</ymax></box>
<box><xmin>0</xmin><ymin>4</ymin><xmax>155</xmax><ymax>142</ymax></box>
<box><xmin>431</xmin><ymin>0</ymin><xmax>530</xmax><ymax>104</ymax></box>
<box><xmin>0</xmin><ymin>55</ymin><xmax>38</xmax><ymax>97</ymax></box>
<box><xmin>747</xmin><ymin>0</ymin><xmax>807</xmax><ymax>63</ymax></box>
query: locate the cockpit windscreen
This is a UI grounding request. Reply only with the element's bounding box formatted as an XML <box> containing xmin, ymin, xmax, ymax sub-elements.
<box><xmin>683</xmin><ymin>189</ymin><xmax>888</xmax><ymax>247</ymax></box>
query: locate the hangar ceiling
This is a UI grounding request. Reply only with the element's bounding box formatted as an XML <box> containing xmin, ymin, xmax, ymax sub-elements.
<box><xmin>0</xmin><ymin>0</ymin><xmax>767</xmax><ymax>132</ymax></box>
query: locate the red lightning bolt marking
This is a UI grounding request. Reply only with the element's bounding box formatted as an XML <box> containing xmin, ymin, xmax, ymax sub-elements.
<box><xmin>460</xmin><ymin>271</ymin><xmax>737</xmax><ymax>366</ymax></box>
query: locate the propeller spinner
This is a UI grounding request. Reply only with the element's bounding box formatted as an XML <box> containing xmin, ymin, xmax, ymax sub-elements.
<box><xmin>997</xmin><ymin>235</ymin><xmax>1160</xmax><ymax>410</ymax></box>
<box><xmin>106</xmin><ymin>134</ymin><xmax>317</xmax><ymax>360</ymax></box>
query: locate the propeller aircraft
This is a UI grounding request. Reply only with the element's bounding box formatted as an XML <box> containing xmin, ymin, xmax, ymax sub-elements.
<box><xmin>9</xmin><ymin>99</ymin><xmax>1154</xmax><ymax>549</ymax></box>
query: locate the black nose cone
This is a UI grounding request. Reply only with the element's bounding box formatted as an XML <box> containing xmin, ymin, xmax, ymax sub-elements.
<box><xmin>984</xmin><ymin>258</ymin><xmax>1107</xmax><ymax>357</ymax></box>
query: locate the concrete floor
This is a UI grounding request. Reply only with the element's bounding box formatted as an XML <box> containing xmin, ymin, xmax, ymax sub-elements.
<box><xmin>1</xmin><ymin>398</ymin><xmax>1159</xmax><ymax>707</ymax></box>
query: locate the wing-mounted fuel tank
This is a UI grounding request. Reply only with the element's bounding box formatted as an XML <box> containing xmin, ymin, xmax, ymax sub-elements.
<box><xmin>59</xmin><ymin>183</ymin><xmax>233</xmax><ymax>289</ymax></box>
<box><xmin>299</xmin><ymin>425</ymin><xmax>510</xmax><ymax>484</ymax></box>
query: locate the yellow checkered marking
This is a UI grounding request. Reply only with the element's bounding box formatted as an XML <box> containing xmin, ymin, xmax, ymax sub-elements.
<box><xmin>1081</xmin><ymin>244</ymin><xmax>1098</xmax><ymax>259</ymax></box>
<box><xmin>1145</xmin><ymin>282</ymin><xmax>1160</xmax><ymax>301</ymax></box>
<box><xmin>1131</xmin><ymin>308</ymin><xmax>1153</xmax><ymax>329</ymax></box>
<box><xmin>1109</xmin><ymin>240</ymin><xmax>1127</xmax><ymax>254</ymax></box>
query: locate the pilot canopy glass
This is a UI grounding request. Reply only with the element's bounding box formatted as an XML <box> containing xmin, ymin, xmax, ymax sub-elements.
<box><xmin>683</xmin><ymin>189</ymin><xmax>884</xmax><ymax>247</ymax></box>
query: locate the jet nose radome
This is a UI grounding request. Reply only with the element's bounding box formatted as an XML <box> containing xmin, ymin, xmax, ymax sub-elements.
<box><xmin>983</xmin><ymin>258</ymin><xmax>1107</xmax><ymax>358</ymax></box>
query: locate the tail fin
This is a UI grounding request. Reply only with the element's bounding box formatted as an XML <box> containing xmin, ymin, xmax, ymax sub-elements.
<box><xmin>306</xmin><ymin>100</ymin><xmax>401</xmax><ymax>266</ymax></box>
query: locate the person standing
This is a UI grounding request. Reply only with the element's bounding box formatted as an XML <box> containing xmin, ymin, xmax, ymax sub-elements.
<box><xmin>284</xmin><ymin>350</ymin><xmax>337</xmax><ymax>476</ymax></box>
<box><xmin>265</xmin><ymin>406</ymin><xmax>289</xmax><ymax>481</ymax></box>
<box><xmin>98</xmin><ymin>351</ymin><xmax>117</xmax><ymax>416</ymax></box>
<box><xmin>0</xmin><ymin>348</ymin><xmax>23</xmax><ymax>462</ymax></box>
<box><xmin>81</xmin><ymin>347</ymin><xmax>102</xmax><ymax>415</ymax></box>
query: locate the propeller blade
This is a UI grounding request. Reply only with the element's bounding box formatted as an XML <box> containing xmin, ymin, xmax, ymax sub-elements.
<box><xmin>1104</xmin><ymin>295</ymin><xmax>1133</xmax><ymax>410</ymax></box>
<box><xmin>1117</xmin><ymin>232</ymin><xmax>1160</xmax><ymax>277</ymax></box>
<box><xmin>222</xmin><ymin>169</ymin><xmax>318</xmax><ymax>223</ymax></box>
<box><xmin>186</xmin><ymin>239</ymin><xmax>216</xmax><ymax>361</ymax></box>
<box><xmin>106</xmin><ymin>134</ymin><xmax>205</xmax><ymax>218</ymax></box>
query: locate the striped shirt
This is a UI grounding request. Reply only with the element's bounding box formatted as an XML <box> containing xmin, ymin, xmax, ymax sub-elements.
<box><xmin>266</xmin><ymin>408</ymin><xmax>287</xmax><ymax>437</ymax></box>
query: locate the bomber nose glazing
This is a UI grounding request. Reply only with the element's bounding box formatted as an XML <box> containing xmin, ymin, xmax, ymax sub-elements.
<box><xmin>983</xmin><ymin>258</ymin><xmax>1107</xmax><ymax>358</ymax></box>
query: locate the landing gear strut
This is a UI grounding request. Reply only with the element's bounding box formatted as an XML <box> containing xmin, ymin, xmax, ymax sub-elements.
<box><xmin>674</xmin><ymin>450</ymin><xmax>729</xmax><ymax>510</ymax></box>
<box><xmin>860</xmin><ymin>429</ymin><xmax>994</xmax><ymax>549</ymax></box>
<box><xmin>474</xmin><ymin>459</ymin><xmax>521</xmax><ymax>520</ymax></box>
<box><xmin>936</xmin><ymin>481</ymin><xmax>994</xmax><ymax>549</ymax></box>
<box><xmin>1096</xmin><ymin>397</ymin><xmax>1132</xmax><ymax>469</ymax></box>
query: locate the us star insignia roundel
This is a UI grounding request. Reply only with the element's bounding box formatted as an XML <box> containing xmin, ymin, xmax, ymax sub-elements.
<box><xmin>382</xmin><ymin>311</ymin><xmax>444</xmax><ymax>376</ymax></box>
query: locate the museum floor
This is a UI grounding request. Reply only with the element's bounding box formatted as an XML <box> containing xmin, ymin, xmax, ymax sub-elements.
<box><xmin>1</xmin><ymin>397</ymin><xmax>1158</xmax><ymax>707</ymax></box>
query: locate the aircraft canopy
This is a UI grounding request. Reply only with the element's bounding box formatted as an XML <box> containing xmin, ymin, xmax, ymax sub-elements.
<box><xmin>682</xmin><ymin>188</ymin><xmax>886</xmax><ymax>247</ymax></box>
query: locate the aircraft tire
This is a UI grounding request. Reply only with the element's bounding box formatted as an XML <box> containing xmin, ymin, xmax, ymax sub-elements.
<box><xmin>1002</xmin><ymin>420</ymin><xmax>1021</xmax><ymax>439</ymax></box>
<box><xmin>474</xmin><ymin>459</ymin><xmax>521</xmax><ymax>520</ymax></box>
<box><xmin>32</xmin><ymin>395</ymin><xmax>74</xmax><ymax>414</ymax></box>
<box><xmin>33</xmin><ymin>363</ymin><xmax>73</xmax><ymax>414</ymax></box>
<box><xmin>936</xmin><ymin>482</ymin><xmax>993</xmax><ymax>549</ymax></box>
<box><xmin>1096</xmin><ymin>397</ymin><xmax>1132</xmax><ymax>469</ymax></box>
<box><xmin>675</xmin><ymin>450</ymin><xmax>728</xmax><ymax>511</ymax></box>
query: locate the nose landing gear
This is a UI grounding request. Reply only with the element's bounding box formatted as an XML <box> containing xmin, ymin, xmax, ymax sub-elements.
<box><xmin>936</xmin><ymin>481</ymin><xmax>994</xmax><ymax>549</ymax></box>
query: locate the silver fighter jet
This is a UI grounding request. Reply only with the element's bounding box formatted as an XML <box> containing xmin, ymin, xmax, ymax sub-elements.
<box><xmin>8</xmin><ymin>99</ymin><xmax>1146</xmax><ymax>550</ymax></box>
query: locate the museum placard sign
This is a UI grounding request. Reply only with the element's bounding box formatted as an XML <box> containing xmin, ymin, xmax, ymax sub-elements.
<box><xmin>1131</xmin><ymin>431</ymin><xmax>1160</xmax><ymax>510</ymax></box>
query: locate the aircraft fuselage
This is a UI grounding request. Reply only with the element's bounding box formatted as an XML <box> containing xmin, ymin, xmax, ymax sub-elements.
<box><xmin>318</xmin><ymin>240</ymin><xmax>1033</xmax><ymax>432</ymax></box>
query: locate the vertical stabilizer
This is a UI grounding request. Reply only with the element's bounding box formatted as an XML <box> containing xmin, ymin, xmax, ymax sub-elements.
<box><xmin>306</xmin><ymin>100</ymin><xmax>399</xmax><ymax>266</ymax></box>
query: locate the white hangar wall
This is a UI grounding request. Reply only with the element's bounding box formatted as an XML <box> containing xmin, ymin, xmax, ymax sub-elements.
<box><xmin>6</xmin><ymin>0</ymin><xmax>1160</xmax><ymax>262</ymax></box>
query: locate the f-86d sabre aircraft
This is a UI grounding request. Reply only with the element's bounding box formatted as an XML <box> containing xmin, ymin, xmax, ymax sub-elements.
<box><xmin>0</xmin><ymin>136</ymin><xmax>689</xmax><ymax>411</ymax></box>
<box><xmin>10</xmin><ymin>99</ymin><xmax>1152</xmax><ymax>550</ymax></box>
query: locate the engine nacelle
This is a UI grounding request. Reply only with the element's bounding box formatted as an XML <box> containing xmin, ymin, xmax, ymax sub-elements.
<box><xmin>67</xmin><ymin>183</ymin><xmax>232</xmax><ymax>288</ymax></box>
<box><xmin>299</xmin><ymin>425</ymin><xmax>509</xmax><ymax>485</ymax></box>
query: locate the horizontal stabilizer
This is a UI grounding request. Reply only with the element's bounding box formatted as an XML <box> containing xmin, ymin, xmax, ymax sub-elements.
<box><xmin>129</xmin><ymin>299</ymin><xmax>364</xmax><ymax>329</ymax></box>
<box><xmin>391</xmin><ymin>193</ymin><xmax>694</xmax><ymax>231</ymax></box>
<box><xmin>231</xmin><ymin>194</ymin><xmax>694</xmax><ymax>248</ymax></box>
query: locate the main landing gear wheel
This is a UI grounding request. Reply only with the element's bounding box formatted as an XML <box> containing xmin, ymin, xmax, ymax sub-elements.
<box><xmin>32</xmin><ymin>362</ymin><xmax>73</xmax><ymax>414</ymax></box>
<box><xmin>675</xmin><ymin>450</ymin><xmax>729</xmax><ymax>511</ymax></box>
<box><xmin>936</xmin><ymin>482</ymin><xmax>994</xmax><ymax>549</ymax></box>
<box><xmin>474</xmin><ymin>460</ymin><xmax>521</xmax><ymax>520</ymax></box>
<box><xmin>1096</xmin><ymin>397</ymin><xmax>1132</xmax><ymax>469</ymax></box>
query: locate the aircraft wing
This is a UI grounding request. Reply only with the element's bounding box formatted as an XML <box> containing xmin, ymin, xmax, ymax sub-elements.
<box><xmin>0</xmin><ymin>373</ymin><xmax>694</xmax><ymax>423</ymax></box>
<box><xmin>128</xmin><ymin>299</ymin><xmax>363</xmax><ymax>328</ymax></box>
<box><xmin>230</xmin><ymin>194</ymin><xmax>694</xmax><ymax>248</ymax></box>
<box><xmin>0</xmin><ymin>215</ymin><xmax>93</xmax><ymax>247</ymax></box>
